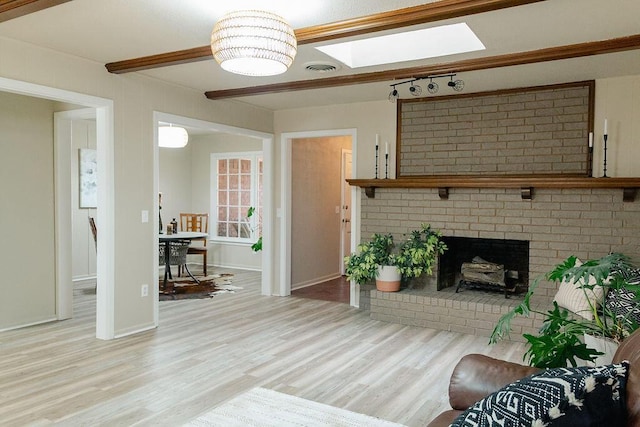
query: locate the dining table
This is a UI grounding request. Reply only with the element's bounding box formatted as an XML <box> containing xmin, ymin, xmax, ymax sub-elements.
<box><xmin>159</xmin><ymin>231</ymin><xmax>208</xmax><ymax>291</ymax></box>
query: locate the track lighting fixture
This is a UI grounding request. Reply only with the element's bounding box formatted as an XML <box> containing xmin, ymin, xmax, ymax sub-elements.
<box><xmin>447</xmin><ymin>75</ymin><xmax>465</xmax><ymax>92</ymax></box>
<box><xmin>388</xmin><ymin>87</ymin><xmax>399</xmax><ymax>103</ymax></box>
<box><xmin>387</xmin><ymin>73</ymin><xmax>464</xmax><ymax>102</ymax></box>
<box><xmin>427</xmin><ymin>79</ymin><xmax>439</xmax><ymax>94</ymax></box>
<box><xmin>409</xmin><ymin>82</ymin><xmax>422</xmax><ymax>96</ymax></box>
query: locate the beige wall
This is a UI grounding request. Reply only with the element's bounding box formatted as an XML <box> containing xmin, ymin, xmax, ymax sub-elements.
<box><xmin>0</xmin><ymin>92</ymin><xmax>56</xmax><ymax>329</ymax></box>
<box><xmin>190</xmin><ymin>133</ymin><xmax>262</xmax><ymax>270</ymax></box>
<box><xmin>593</xmin><ymin>76</ymin><xmax>640</xmax><ymax>177</ymax></box>
<box><xmin>291</xmin><ymin>136</ymin><xmax>351</xmax><ymax>288</ymax></box>
<box><xmin>0</xmin><ymin>36</ymin><xmax>272</xmax><ymax>334</ymax></box>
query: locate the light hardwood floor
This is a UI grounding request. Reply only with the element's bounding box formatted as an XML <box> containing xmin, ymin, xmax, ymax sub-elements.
<box><xmin>0</xmin><ymin>269</ymin><xmax>526</xmax><ymax>426</ymax></box>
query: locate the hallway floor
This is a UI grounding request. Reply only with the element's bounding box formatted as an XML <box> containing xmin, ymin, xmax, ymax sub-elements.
<box><xmin>291</xmin><ymin>276</ymin><xmax>350</xmax><ymax>304</ymax></box>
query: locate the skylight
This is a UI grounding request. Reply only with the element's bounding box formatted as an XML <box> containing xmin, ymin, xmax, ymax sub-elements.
<box><xmin>316</xmin><ymin>23</ymin><xmax>485</xmax><ymax>68</ymax></box>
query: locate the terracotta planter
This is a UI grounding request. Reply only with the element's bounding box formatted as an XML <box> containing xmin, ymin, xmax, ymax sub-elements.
<box><xmin>584</xmin><ymin>333</ymin><xmax>619</xmax><ymax>366</ymax></box>
<box><xmin>376</xmin><ymin>265</ymin><xmax>401</xmax><ymax>292</ymax></box>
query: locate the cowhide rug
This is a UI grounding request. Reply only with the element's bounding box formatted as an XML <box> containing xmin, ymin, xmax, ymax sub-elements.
<box><xmin>159</xmin><ymin>273</ymin><xmax>241</xmax><ymax>300</ymax></box>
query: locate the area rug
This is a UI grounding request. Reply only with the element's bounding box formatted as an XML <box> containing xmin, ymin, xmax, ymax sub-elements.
<box><xmin>184</xmin><ymin>387</ymin><xmax>407</xmax><ymax>427</ymax></box>
<box><xmin>159</xmin><ymin>273</ymin><xmax>240</xmax><ymax>300</ymax></box>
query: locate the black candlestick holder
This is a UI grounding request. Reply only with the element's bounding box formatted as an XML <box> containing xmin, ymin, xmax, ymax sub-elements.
<box><xmin>385</xmin><ymin>153</ymin><xmax>389</xmax><ymax>179</ymax></box>
<box><xmin>603</xmin><ymin>134</ymin><xmax>608</xmax><ymax>178</ymax></box>
<box><xmin>375</xmin><ymin>145</ymin><xmax>379</xmax><ymax>179</ymax></box>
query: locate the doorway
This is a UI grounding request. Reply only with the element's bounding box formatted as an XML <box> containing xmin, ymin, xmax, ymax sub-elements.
<box><xmin>282</xmin><ymin>129</ymin><xmax>358</xmax><ymax>304</ymax></box>
<box><xmin>0</xmin><ymin>76</ymin><xmax>115</xmax><ymax>339</ymax></box>
<box><xmin>152</xmin><ymin>112</ymin><xmax>274</xmax><ymax>307</ymax></box>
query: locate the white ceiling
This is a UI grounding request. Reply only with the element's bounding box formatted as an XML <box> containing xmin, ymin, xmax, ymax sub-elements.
<box><xmin>1</xmin><ymin>0</ymin><xmax>639</xmax><ymax>111</ymax></box>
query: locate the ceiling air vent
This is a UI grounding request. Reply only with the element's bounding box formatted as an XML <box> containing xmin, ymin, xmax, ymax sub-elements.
<box><xmin>304</xmin><ymin>62</ymin><xmax>340</xmax><ymax>73</ymax></box>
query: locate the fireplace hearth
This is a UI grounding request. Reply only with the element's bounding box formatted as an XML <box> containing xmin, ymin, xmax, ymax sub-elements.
<box><xmin>438</xmin><ymin>237</ymin><xmax>530</xmax><ymax>295</ymax></box>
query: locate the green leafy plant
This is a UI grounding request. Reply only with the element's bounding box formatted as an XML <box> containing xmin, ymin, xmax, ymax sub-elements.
<box><xmin>344</xmin><ymin>224</ymin><xmax>447</xmax><ymax>285</ymax></box>
<box><xmin>246</xmin><ymin>207</ymin><xmax>262</xmax><ymax>252</ymax></box>
<box><xmin>395</xmin><ymin>224</ymin><xmax>447</xmax><ymax>280</ymax></box>
<box><xmin>490</xmin><ymin>253</ymin><xmax>640</xmax><ymax>368</ymax></box>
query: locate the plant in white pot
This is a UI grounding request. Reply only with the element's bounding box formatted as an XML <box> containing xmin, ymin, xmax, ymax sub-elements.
<box><xmin>491</xmin><ymin>253</ymin><xmax>640</xmax><ymax>368</ymax></box>
<box><xmin>344</xmin><ymin>232</ymin><xmax>400</xmax><ymax>291</ymax></box>
<box><xmin>344</xmin><ymin>224</ymin><xmax>447</xmax><ymax>292</ymax></box>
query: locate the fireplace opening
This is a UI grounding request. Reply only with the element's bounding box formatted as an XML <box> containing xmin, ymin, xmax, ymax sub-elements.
<box><xmin>437</xmin><ymin>236</ymin><xmax>530</xmax><ymax>296</ymax></box>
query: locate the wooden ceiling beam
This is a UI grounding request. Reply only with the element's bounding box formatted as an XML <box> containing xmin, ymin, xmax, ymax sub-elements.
<box><xmin>105</xmin><ymin>0</ymin><xmax>545</xmax><ymax>74</ymax></box>
<box><xmin>204</xmin><ymin>34</ymin><xmax>640</xmax><ymax>100</ymax></box>
<box><xmin>0</xmin><ymin>0</ymin><xmax>71</xmax><ymax>23</ymax></box>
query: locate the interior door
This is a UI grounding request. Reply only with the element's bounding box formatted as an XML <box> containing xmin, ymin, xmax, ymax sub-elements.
<box><xmin>340</xmin><ymin>149</ymin><xmax>352</xmax><ymax>275</ymax></box>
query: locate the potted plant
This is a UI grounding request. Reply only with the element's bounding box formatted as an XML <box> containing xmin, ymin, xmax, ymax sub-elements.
<box><xmin>344</xmin><ymin>224</ymin><xmax>447</xmax><ymax>292</ymax></box>
<box><xmin>490</xmin><ymin>253</ymin><xmax>640</xmax><ymax>368</ymax></box>
<box><xmin>395</xmin><ymin>224</ymin><xmax>447</xmax><ymax>283</ymax></box>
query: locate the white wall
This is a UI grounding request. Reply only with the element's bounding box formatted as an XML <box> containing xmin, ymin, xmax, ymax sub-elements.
<box><xmin>0</xmin><ymin>36</ymin><xmax>272</xmax><ymax>334</ymax></box>
<box><xmin>0</xmin><ymin>91</ymin><xmax>56</xmax><ymax>329</ymax></box>
<box><xmin>593</xmin><ymin>76</ymin><xmax>640</xmax><ymax>177</ymax></box>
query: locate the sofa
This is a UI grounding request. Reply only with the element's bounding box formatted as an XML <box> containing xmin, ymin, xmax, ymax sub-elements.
<box><xmin>427</xmin><ymin>328</ymin><xmax>640</xmax><ymax>426</ymax></box>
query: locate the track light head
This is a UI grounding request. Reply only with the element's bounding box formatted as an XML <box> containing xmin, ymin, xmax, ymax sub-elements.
<box><xmin>388</xmin><ymin>87</ymin><xmax>399</xmax><ymax>103</ymax></box>
<box><xmin>427</xmin><ymin>81</ymin><xmax>439</xmax><ymax>94</ymax></box>
<box><xmin>452</xmin><ymin>79</ymin><xmax>465</xmax><ymax>92</ymax></box>
<box><xmin>409</xmin><ymin>83</ymin><xmax>422</xmax><ymax>96</ymax></box>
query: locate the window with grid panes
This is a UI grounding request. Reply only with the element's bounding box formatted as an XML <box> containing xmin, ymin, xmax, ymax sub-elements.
<box><xmin>211</xmin><ymin>152</ymin><xmax>262</xmax><ymax>243</ymax></box>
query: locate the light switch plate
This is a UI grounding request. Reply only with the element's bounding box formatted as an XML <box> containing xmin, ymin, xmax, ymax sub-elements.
<box><xmin>141</xmin><ymin>210</ymin><xmax>149</xmax><ymax>223</ymax></box>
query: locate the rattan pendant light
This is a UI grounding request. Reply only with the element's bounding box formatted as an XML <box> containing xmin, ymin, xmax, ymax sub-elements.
<box><xmin>210</xmin><ymin>10</ymin><xmax>297</xmax><ymax>76</ymax></box>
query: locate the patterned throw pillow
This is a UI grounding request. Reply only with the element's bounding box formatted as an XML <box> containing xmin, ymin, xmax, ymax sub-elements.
<box><xmin>606</xmin><ymin>267</ymin><xmax>640</xmax><ymax>325</ymax></box>
<box><xmin>451</xmin><ymin>362</ymin><xmax>629</xmax><ymax>427</ymax></box>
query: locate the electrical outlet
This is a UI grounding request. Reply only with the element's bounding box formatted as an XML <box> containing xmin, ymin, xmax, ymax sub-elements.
<box><xmin>141</xmin><ymin>284</ymin><xmax>149</xmax><ymax>297</ymax></box>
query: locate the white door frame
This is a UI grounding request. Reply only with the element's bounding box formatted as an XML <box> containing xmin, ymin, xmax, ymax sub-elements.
<box><xmin>340</xmin><ymin>148</ymin><xmax>353</xmax><ymax>276</ymax></box>
<box><xmin>153</xmin><ymin>112</ymin><xmax>274</xmax><ymax>309</ymax></box>
<box><xmin>0</xmin><ymin>76</ymin><xmax>116</xmax><ymax>340</ymax></box>
<box><xmin>280</xmin><ymin>129</ymin><xmax>360</xmax><ymax>305</ymax></box>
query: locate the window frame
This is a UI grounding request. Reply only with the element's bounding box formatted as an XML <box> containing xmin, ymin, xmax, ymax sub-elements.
<box><xmin>210</xmin><ymin>151</ymin><xmax>262</xmax><ymax>245</ymax></box>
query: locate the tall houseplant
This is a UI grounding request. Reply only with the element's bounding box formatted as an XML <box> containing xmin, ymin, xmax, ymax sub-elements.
<box><xmin>491</xmin><ymin>253</ymin><xmax>640</xmax><ymax>368</ymax></box>
<box><xmin>344</xmin><ymin>224</ymin><xmax>447</xmax><ymax>292</ymax></box>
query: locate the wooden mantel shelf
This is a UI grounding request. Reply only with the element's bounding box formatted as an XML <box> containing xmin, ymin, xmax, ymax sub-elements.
<box><xmin>347</xmin><ymin>175</ymin><xmax>640</xmax><ymax>202</ymax></box>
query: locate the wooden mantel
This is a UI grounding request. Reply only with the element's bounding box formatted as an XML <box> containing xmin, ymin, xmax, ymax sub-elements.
<box><xmin>347</xmin><ymin>175</ymin><xmax>640</xmax><ymax>202</ymax></box>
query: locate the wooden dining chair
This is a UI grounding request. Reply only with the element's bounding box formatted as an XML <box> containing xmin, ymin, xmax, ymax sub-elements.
<box><xmin>88</xmin><ymin>217</ymin><xmax>97</xmax><ymax>250</ymax></box>
<box><xmin>179</xmin><ymin>213</ymin><xmax>209</xmax><ymax>276</ymax></box>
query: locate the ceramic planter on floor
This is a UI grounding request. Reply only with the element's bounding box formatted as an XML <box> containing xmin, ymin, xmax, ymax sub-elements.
<box><xmin>583</xmin><ymin>333</ymin><xmax>620</xmax><ymax>366</ymax></box>
<box><xmin>376</xmin><ymin>265</ymin><xmax>401</xmax><ymax>292</ymax></box>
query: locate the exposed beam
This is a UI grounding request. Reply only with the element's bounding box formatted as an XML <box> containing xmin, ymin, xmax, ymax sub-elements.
<box><xmin>204</xmin><ymin>34</ymin><xmax>640</xmax><ymax>100</ymax></box>
<box><xmin>0</xmin><ymin>0</ymin><xmax>71</xmax><ymax>23</ymax></box>
<box><xmin>105</xmin><ymin>0</ymin><xmax>545</xmax><ymax>74</ymax></box>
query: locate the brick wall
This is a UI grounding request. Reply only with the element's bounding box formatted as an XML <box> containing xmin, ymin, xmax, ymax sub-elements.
<box><xmin>399</xmin><ymin>83</ymin><xmax>592</xmax><ymax>176</ymax></box>
<box><xmin>360</xmin><ymin>187</ymin><xmax>640</xmax><ymax>307</ymax></box>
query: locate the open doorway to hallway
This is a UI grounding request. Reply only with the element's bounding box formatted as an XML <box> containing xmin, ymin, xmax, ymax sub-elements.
<box><xmin>289</xmin><ymin>135</ymin><xmax>352</xmax><ymax>303</ymax></box>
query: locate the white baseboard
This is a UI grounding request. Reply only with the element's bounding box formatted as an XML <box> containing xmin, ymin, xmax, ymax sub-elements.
<box><xmin>0</xmin><ymin>317</ymin><xmax>57</xmax><ymax>333</ymax></box>
<box><xmin>292</xmin><ymin>273</ymin><xmax>342</xmax><ymax>290</ymax></box>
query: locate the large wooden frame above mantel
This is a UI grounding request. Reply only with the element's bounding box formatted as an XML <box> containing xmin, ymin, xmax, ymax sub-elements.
<box><xmin>396</xmin><ymin>81</ymin><xmax>595</xmax><ymax>178</ymax></box>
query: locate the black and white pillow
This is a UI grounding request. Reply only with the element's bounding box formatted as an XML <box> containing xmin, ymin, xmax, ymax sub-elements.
<box><xmin>606</xmin><ymin>267</ymin><xmax>640</xmax><ymax>325</ymax></box>
<box><xmin>451</xmin><ymin>362</ymin><xmax>629</xmax><ymax>427</ymax></box>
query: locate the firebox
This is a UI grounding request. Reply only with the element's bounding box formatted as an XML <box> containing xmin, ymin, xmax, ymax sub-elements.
<box><xmin>437</xmin><ymin>236</ymin><xmax>530</xmax><ymax>295</ymax></box>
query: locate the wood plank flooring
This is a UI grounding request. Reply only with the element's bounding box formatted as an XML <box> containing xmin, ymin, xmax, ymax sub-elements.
<box><xmin>0</xmin><ymin>269</ymin><xmax>526</xmax><ymax>426</ymax></box>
